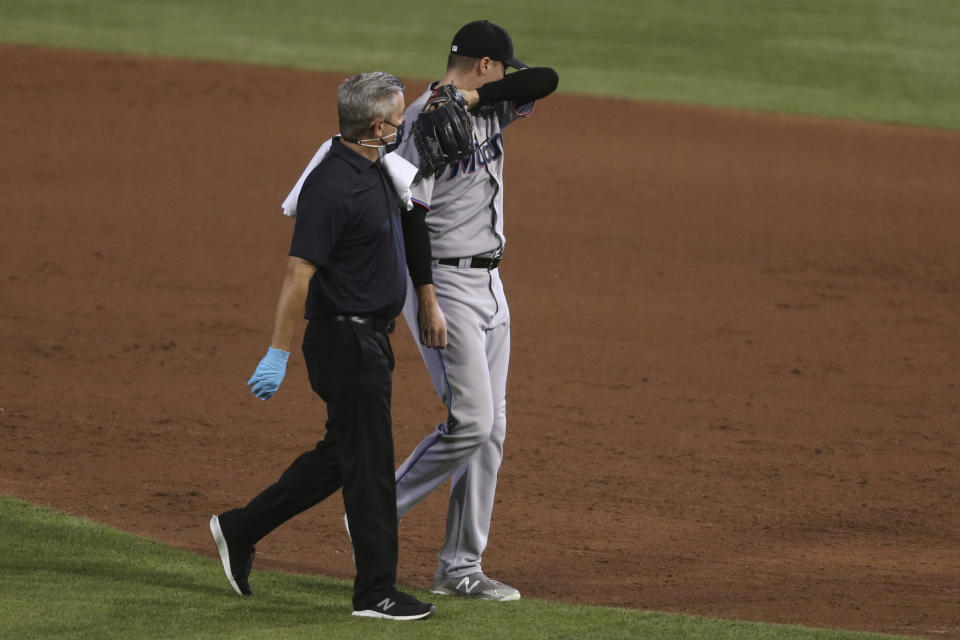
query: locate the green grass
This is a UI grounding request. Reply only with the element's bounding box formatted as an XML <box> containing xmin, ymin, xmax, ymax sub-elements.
<box><xmin>0</xmin><ymin>0</ymin><xmax>959</xmax><ymax>128</ymax></box>
<box><xmin>0</xmin><ymin>496</ymin><xmax>914</xmax><ymax>640</ymax></box>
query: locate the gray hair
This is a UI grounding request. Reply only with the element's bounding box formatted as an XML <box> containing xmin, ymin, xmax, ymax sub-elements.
<box><xmin>338</xmin><ymin>72</ymin><xmax>405</xmax><ymax>139</ymax></box>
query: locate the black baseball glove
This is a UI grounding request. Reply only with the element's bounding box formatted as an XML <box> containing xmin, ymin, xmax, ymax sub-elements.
<box><xmin>411</xmin><ymin>84</ymin><xmax>476</xmax><ymax>178</ymax></box>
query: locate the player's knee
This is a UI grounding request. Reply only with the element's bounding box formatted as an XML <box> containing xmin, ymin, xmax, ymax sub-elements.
<box><xmin>448</xmin><ymin>406</ymin><xmax>495</xmax><ymax>448</ymax></box>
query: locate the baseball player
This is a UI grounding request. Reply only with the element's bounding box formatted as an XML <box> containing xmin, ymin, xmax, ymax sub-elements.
<box><xmin>392</xmin><ymin>20</ymin><xmax>559</xmax><ymax>600</ymax></box>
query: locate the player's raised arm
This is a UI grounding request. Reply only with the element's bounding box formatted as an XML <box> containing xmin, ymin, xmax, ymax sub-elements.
<box><xmin>471</xmin><ymin>66</ymin><xmax>559</xmax><ymax>107</ymax></box>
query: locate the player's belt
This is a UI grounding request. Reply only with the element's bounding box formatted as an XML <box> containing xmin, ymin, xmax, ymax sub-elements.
<box><xmin>435</xmin><ymin>255</ymin><xmax>501</xmax><ymax>270</ymax></box>
<box><xmin>329</xmin><ymin>315</ymin><xmax>396</xmax><ymax>334</ymax></box>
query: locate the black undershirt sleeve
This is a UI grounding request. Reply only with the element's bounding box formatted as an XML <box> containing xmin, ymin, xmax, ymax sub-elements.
<box><xmin>475</xmin><ymin>67</ymin><xmax>559</xmax><ymax>107</ymax></box>
<box><xmin>401</xmin><ymin>203</ymin><xmax>433</xmax><ymax>287</ymax></box>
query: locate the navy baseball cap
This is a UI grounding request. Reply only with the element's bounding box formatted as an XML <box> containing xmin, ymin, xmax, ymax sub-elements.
<box><xmin>450</xmin><ymin>20</ymin><xmax>527</xmax><ymax>70</ymax></box>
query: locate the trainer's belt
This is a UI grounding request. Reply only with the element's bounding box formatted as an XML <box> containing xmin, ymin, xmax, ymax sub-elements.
<box><xmin>434</xmin><ymin>255</ymin><xmax>501</xmax><ymax>270</ymax></box>
<box><xmin>329</xmin><ymin>315</ymin><xmax>396</xmax><ymax>334</ymax></box>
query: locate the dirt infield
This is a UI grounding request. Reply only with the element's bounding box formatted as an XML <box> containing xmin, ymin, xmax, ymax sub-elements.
<box><xmin>2</xmin><ymin>44</ymin><xmax>959</xmax><ymax>638</ymax></box>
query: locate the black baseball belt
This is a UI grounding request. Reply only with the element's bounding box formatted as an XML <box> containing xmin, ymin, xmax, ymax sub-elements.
<box><xmin>435</xmin><ymin>255</ymin><xmax>502</xmax><ymax>270</ymax></box>
<box><xmin>329</xmin><ymin>315</ymin><xmax>396</xmax><ymax>334</ymax></box>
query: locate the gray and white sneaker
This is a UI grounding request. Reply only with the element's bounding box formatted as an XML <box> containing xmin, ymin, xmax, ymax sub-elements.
<box><xmin>429</xmin><ymin>572</ymin><xmax>521</xmax><ymax>601</ymax></box>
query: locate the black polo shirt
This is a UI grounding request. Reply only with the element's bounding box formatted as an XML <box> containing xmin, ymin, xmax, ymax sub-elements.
<box><xmin>290</xmin><ymin>138</ymin><xmax>407</xmax><ymax>319</ymax></box>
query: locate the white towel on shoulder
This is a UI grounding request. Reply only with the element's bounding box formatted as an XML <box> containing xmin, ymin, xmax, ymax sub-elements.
<box><xmin>281</xmin><ymin>137</ymin><xmax>418</xmax><ymax>217</ymax></box>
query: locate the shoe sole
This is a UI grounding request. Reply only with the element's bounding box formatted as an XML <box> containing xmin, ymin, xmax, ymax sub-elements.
<box><xmin>429</xmin><ymin>587</ymin><xmax>520</xmax><ymax>601</ymax></box>
<box><xmin>352</xmin><ymin>606</ymin><xmax>436</xmax><ymax>621</ymax></box>
<box><xmin>209</xmin><ymin>515</ymin><xmax>244</xmax><ymax>596</ymax></box>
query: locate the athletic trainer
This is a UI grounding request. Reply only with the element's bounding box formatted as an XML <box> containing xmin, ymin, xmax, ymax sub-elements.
<box><xmin>209</xmin><ymin>71</ymin><xmax>435</xmax><ymax>621</ymax></box>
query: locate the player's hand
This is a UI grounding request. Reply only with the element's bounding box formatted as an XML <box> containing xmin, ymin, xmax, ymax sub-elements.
<box><xmin>418</xmin><ymin>299</ymin><xmax>448</xmax><ymax>349</ymax></box>
<box><xmin>424</xmin><ymin>84</ymin><xmax>476</xmax><ymax>112</ymax></box>
<box><xmin>247</xmin><ymin>347</ymin><xmax>290</xmax><ymax>400</ymax></box>
<box><xmin>459</xmin><ymin>89</ymin><xmax>479</xmax><ymax>110</ymax></box>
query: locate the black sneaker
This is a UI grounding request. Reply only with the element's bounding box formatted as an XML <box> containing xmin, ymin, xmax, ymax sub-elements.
<box><xmin>352</xmin><ymin>588</ymin><xmax>436</xmax><ymax>621</ymax></box>
<box><xmin>209</xmin><ymin>514</ymin><xmax>255</xmax><ymax>596</ymax></box>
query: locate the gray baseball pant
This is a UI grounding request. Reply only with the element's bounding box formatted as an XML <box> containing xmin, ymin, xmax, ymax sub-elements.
<box><xmin>395</xmin><ymin>264</ymin><xmax>510</xmax><ymax>578</ymax></box>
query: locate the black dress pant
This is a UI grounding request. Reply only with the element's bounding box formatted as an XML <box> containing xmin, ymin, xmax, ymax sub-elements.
<box><xmin>220</xmin><ymin>319</ymin><xmax>398</xmax><ymax>609</ymax></box>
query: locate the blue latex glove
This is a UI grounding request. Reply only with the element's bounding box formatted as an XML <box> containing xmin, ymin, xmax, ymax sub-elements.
<box><xmin>247</xmin><ymin>347</ymin><xmax>290</xmax><ymax>401</ymax></box>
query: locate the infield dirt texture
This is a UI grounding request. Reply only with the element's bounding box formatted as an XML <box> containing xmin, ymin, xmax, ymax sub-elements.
<box><xmin>1</xmin><ymin>43</ymin><xmax>959</xmax><ymax>638</ymax></box>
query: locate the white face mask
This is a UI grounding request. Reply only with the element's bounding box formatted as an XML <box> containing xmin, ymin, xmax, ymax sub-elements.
<box><xmin>349</xmin><ymin>120</ymin><xmax>405</xmax><ymax>157</ymax></box>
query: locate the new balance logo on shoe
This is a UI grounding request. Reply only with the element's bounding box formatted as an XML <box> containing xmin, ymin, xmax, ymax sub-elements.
<box><xmin>378</xmin><ymin>598</ymin><xmax>396</xmax><ymax>612</ymax></box>
<box><xmin>456</xmin><ymin>577</ymin><xmax>479</xmax><ymax>594</ymax></box>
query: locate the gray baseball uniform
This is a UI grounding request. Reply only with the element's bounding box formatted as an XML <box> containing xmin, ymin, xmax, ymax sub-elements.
<box><xmin>393</xmin><ymin>84</ymin><xmax>533</xmax><ymax>579</ymax></box>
